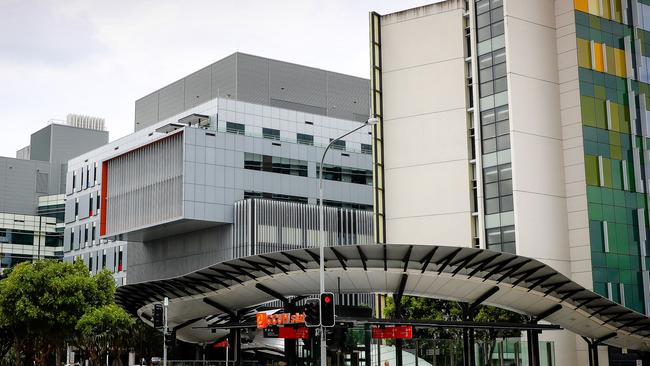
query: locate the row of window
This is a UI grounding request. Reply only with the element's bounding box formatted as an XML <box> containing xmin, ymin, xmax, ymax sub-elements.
<box><xmin>475</xmin><ymin>0</ymin><xmax>515</xmax><ymax>254</ymax></box>
<box><xmin>243</xmin><ymin>153</ymin><xmax>372</xmax><ymax>185</ymax></box>
<box><xmin>69</xmin><ymin>162</ymin><xmax>99</xmax><ymax>195</ymax></box>
<box><xmin>244</xmin><ymin>153</ymin><xmax>308</xmax><ymax>177</ymax></box>
<box><xmin>224</xmin><ymin>122</ymin><xmax>371</xmax><ymax>154</ymax></box>
<box><xmin>68</xmin><ymin>222</ymin><xmax>98</xmax><ymax>251</ymax></box>
<box><xmin>0</xmin><ymin>229</ymin><xmax>62</xmax><ymax>247</ymax></box>
<box><xmin>37</xmin><ymin>204</ymin><xmax>65</xmax><ymax>223</ymax></box>
<box><xmin>317</xmin><ymin>165</ymin><xmax>373</xmax><ymax>186</ymax></box>
<box><xmin>72</xmin><ymin>246</ymin><xmax>124</xmax><ymax>274</ymax></box>
<box><xmin>244</xmin><ymin>191</ymin><xmax>309</xmax><ymax>204</ymax></box>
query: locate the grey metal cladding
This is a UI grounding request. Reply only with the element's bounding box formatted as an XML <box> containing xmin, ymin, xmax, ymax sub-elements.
<box><xmin>157</xmin><ymin>80</ymin><xmax>185</xmax><ymax>121</ymax></box>
<box><xmin>73</xmin><ymin>225</ymin><xmax>80</xmax><ymax>250</ymax></box>
<box><xmin>106</xmin><ymin>246</ymin><xmax>115</xmax><ymax>271</ymax></box>
<box><xmin>236</xmin><ymin>54</ymin><xmax>269</xmax><ymax>105</ymax></box>
<box><xmin>36</xmin><ymin>172</ymin><xmax>48</xmax><ymax>194</ymax></box>
<box><xmin>29</xmin><ymin>126</ymin><xmax>51</xmax><ymax>162</ymax></box>
<box><xmin>135</xmin><ymin>92</ymin><xmax>159</xmax><ymax>131</ymax></box>
<box><xmin>78</xmin><ymin>193</ymin><xmax>90</xmax><ymax>219</ymax></box>
<box><xmin>269</xmin><ymin>59</ymin><xmax>327</xmax><ymax>112</ymax></box>
<box><xmin>136</xmin><ymin>93</ymin><xmax>158</xmax><ymax>124</ymax></box>
<box><xmin>63</xmin><ymin>228</ymin><xmax>71</xmax><ymax>252</ymax></box>
<box><xmin>211</xmin><ymin>53</ymin><xmax>237</xmax><ymax>99</ymax></box>
<box><xmin>185</xmin><ymin>66</ymin><xmax>212</xmax><ymax>109</ymax></box>
<box><xmin>65</xmin><ymin>198</ymin><xmax>76</xmax><ymax>223</ymax></box>
<box><xmin>326</xmin><ymin>72</ymin><xmax>370</xmax><ymax>121</ymax></box>
<box><xmin>49</xmin><ymin>125</ymin><xmax>108</xmax><ymax>165</ymax></box>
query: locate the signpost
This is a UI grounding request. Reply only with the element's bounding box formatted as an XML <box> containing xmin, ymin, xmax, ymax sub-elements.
<box><xmin>371</xmin><ymin>326</ymin><xmax>413</xmax><ymax>339</ymax></box>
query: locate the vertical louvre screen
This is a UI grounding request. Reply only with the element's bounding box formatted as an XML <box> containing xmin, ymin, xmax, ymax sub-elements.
<box><xmin>104</xmin><ymin>132</ymin><xmax>183</xmax><ymax>236</ymax></box>
<box><xmin>370</xmin><ymin>12</ymin><xmax>386</xmax><ymax>244</ymax></box>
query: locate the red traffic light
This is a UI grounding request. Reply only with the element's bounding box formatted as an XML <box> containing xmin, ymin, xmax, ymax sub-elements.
<box><xmin>323</xmin><ymin>295</ymin><xmax>332</xmax><ymax>303</ymax></box>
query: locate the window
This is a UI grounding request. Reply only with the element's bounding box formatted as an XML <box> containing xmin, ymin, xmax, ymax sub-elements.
<box><xmin>118</xmin><ymin>246</ymin><xmax>123</xmax><ymax>272</ymax></box>
<box><xmin>45</xmin><ymin>233</ymin><xmax>62</xmax><ymax>247</ymax></box>
<box><xmin>320</xmin><ymin>199</ymin><xmax>373</xmax><ymax>211</ymax></box>
<box><xmin>70</xmin><ymin>231</ymin><xmax>74</xmax><ymax>248</ymax></box>
<box><xmin>361</xmin><ymin>144</ymin><xmax>372</xmax><ymax>154</ymax></box>
<box><xmin>97</xmin><ymin>193</ymin><xmax>101</xmax><ymax>211</ymax></box>
<box><xmin>330</xmin><ymin>139</ymin><xmax>346</xmax><ymax>151</ymax></box>
<box><xmin>226</xmin><ymin>122</ymin><xmax>245</xmax><ymax>135</ymax></box>
<box><xmin>297</xmin><ymin>133</ymin><xmax>314</xmax><ymax>146</ymax></box>
<box><xmin>263</xmin><ymin>128</ymin><xmax>280</xmax><ymax>140</ymax></box>
<box><xmin>244</xmin><ymin>191</ymin><xmax>308</xmax><ymax>204</ymax></box>
<box><xmin>89</xmin><ymin>195</ymin><xmax>93</xmax><ymax>216</ymax></box>
<box><xmin>89</xmin><ymin>256</ymin><xmax>93</xmax><ymax>272</ymax></box>
<box><xmin>91</xmin><ymin>224</ymin><xmax>96</xmax><ymax>242</ymax></box>
<box><xmin>102</xmin><ymin>250</ymin><xmax>106</xmax><ymax>269</ymax></box>
<box><xmin>317</xmin><ymin>165</ymin><xmax>373</xmax><ymax>185</ymax></box>
<box><xmin>244</xmin><ymin>153</ymin><xmax>308</xmax><ymax>177</ymax></box>
<box><xmin>10</xmin><ymin>230</ymin><xmax>34</xmax><ymax>245</ymax></box>
<box><xmin>74</xmin><ymin>199</ymin><xmax>79</xmax><ymax>216</ymax></box>
<box><xmin>84</xmin><ymin>225</ymin><xmax>89</xmax><ymax>245</ymax></box>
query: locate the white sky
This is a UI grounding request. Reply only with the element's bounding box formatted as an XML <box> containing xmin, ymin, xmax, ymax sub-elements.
<box><xmin>0</xmin><ymin>0</ymin><xmax>439</xmax><ymax>158</ymax></box>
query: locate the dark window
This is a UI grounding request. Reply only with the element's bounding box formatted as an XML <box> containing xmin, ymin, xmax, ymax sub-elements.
<box><xmin>244</xmin><ymin>191</ymin><xmax>308</xmax><ymax>204</ymax></box>
<box><xmin>102</xmin><ymin>251</ymin><xmax>106</xmax><ymax>269</ymax></box>
<box><xmin>70</xmin><ymin>231</ymin><xmax>74</xmax><ymax>247</ymax></box>
<box><xmin>330</xmin><ymin>139</ymin><xmax>346</xmax><ymax>151</ymax></box>
<box><xmin>361</xmin><ymin>144</ymin><xmax>372</xmax><ymax>154</ymax></box>
<box><xmin>10</xmin><ymin>230</ymin><xmax>34</xmax><ymax>245</ymax></box>
<box><xmin>263</xmin><ymin>128</ymin><xmax>280</xmax><ymax>140</ymax></box>
<box><xmin>45</xmin><ymin>233</ymin><xmax>62</xmax><ymax>247</ymax></box>
<box><xmin>89</xmin><ymin>196</ymin><xmax>93</xmax><ymax>216</ymax></box>
<box><xmin>317</xmin><ymin>165</ymin><xmax>372</xmax><ymax>185</ymax></box>
<box><xmin>91</xmin><ymin>225</ymin><xmax>96</xmax><ymax>242</ymax></box>
<box><xmin>74</xmin><ymin>200</ymin><xmax>79</xmax><ymax>216</ymax></box>
<box><xmin>226</xmin><ymin>122</ymin><xmax>245</xmax><ymax>135</ymax></box>
<box><xmin>89</xmin><ymin>256</ymin><xmax>92</xmax><ymax>272</ymax></box>
<box><xmin>320</xmin><ymin>199</ymin><xmax>373</xmax><ymax>211</ymax></box>
<box><xmin>97</xmin><ymin>194</ymin><xmax>101</xmax><ymax>211</ymax></box>
<box><xmin>244</xmin><ymin>153</ymin><xmax>308</xmax><ymax>177</ymax></box>
<box><xmin>85</xmin><ymin>226</ymin><xmax>89</xmax><ymax>244</ymax></box>
<box><xmin>297</xmin><ymin>133</ymin><xmax>314</xmax><ymax>146</ymax></box>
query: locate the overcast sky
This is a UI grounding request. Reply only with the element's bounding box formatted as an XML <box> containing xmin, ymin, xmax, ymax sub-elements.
<box><xmin>0</xmin><ymin>0</ymin><xmax>437</xmax><ymax>158</ymax></box>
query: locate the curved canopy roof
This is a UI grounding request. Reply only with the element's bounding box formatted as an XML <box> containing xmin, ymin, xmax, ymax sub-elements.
<box><xmin>116</xmin><ymin>244</ymin><xmax>650</xmax><ymax>350</ymax></box>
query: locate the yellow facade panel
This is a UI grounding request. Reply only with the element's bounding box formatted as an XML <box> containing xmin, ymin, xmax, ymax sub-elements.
<box><xmin>614</xmin><ymin>48</ymin><xmax>627</xmax><ymax>78</ymax></box>
<box><xmin>575</xmin><ymin>0</ymin><xmax>589</xmax><ymax>13</ymax></box>
<box><xmin>577</xmin><ymin>39</ymin><xmax>592</xmax><ymax>68</ymax></box>
<box><xmin>593</xmin><ymin>43</ymin><xmax>604</xmax><ymax>72</ymax></box>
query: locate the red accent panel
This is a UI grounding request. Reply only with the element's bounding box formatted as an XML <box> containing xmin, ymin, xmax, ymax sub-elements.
<box><xmin>100</xmin><ymin>161</ymin><xmax>108</xmax><ymax>236</ymax></box>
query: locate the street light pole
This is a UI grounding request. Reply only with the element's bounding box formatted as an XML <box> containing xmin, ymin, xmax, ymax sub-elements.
<box><xmin>318</xmin><ymin>117</ymin><xmax>377</xmax><ymax>366</ymax></box>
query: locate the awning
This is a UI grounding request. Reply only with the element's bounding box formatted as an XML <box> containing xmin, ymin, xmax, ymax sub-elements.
<box><xmin>115</xmin><ymin>244</ymin><xmax>650</xmax><ymax>350</ymax></box>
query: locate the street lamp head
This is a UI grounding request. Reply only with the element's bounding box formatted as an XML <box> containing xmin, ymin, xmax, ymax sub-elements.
<box><xmin>366</xmin><ymin>117</ymin><xmax>379</xmax><ymax>126</ymax></box>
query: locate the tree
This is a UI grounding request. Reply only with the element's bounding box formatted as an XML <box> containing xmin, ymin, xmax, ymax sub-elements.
<box><xmin>385</xmin><ymin>295</ymin><xmax>524</xmax><ymax>365</ymax></box>
<box><xmin>74</xmin><ymin>304</ymin><xmax>135</xmax><ymax>366</ymax></box>
<box><xmin>0</xmin><ymin>260</ymin><xmax>115</xmax><ymax>365</ymax></box>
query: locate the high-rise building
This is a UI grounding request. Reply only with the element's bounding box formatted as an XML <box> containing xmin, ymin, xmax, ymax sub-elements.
<box><xmin>0</xmin><ymin>116</ymin><xmax>108</xmax><ymax>267</ymax></box>
<box><xmin>370</xmin><ymin>0</ymin><xmax>650</xmax><ymax>364</ymax></box>
<box><xmin>63</xmin><ymin>53</ymin><xmax>374</xmax><ymax>286</ymax></box>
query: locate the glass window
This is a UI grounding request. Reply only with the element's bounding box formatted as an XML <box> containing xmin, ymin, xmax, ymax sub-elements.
<box><xmin>479</xmin><ymin>54</ymin><xmax>492</xmax><ymax>69</ymax></box>
<box><xmin>497</xmin><ymin>135</ymin><xmax>510</xmax><ymax>150</ymax></box>
<box><xmin>490</xmin><ymin>7</ymin><xmax>504</xmax><ymax>22</ymax></box>
<box><xmin>480</xmin><ymin>68</ymin><xmax>493</xmax><ymax>81</ymax></box>
<box><xmin>501</xmin><ymin>225</ymin><xmax>515</xmax><ymax>242</ymax></box>
<box><xmin>496</xmin><ymin>120</ymin><xmax>509</xmax><ymax>135</ymax></box>
<box><xmin>484</xmin><ymin>166</ymin><xmax>499</xmax><ymax>183</ymax></box>
<box><xmin>486</xmin><ymin>228</ymin><xmax>501</xmax><ymax>244</ymax></box>
<box><xmin>482</xmin><ymin>124</ymin><xmax>496</xmax><ymax>139</ymax></box>
<box><xmin>485</xmin><ymin>182</ymin><xmax>499</xmax><ymax>198</ymax></box>
<box><xmin>226</xmin><ymin>122</ymin><xmax>245</xmax><ymax>135</ymax></box>
<box><xmin>361</xmin><ymin>144</ymin><xmax>372</xmax><ymax>154</ymax></box>
<box><xmin>499</xmin><ymin>179</ymin><xmax>513</xmax><ymax>195</ymax></box>
<box><xmin>500</xmin><ymin>195</ymin><xmax>514</xmax><ymax>211</ymax></box>
<box><xmin>480</xmin><ymin>81</ymin><xmax>494</xmax><ymax>96</ymax></box>
<box><xmin>491</xmin><ymin>21</ymin><xmax>504</xmax><ymax>37</ymax></box>
<box><xmin>493</xmin><ymin>48</ymin><xmax>506</xmax><ymax>64</ymax></box>
<box><xmin>477</xmin><ymin>13</ymin><xmax>491</xmax><ymax>28</ymax></box>
<box><xmin>494</xmin><ymin>77</ymin><xmax>507</xmax><ymax>93</ymax></box>
<box><xmin>483</xmin><ymin>138</ymin><xmax>497</xmax><ymax>153</ymax></box>
<box><xmin>485</xmin><ymin>198</ymin><xmax>500</xmax><ymax>214</ymax></box>
<box><xmin>478</xmin><ymin>26</ymin><xmax>492</xmax><ymax>42</ymax></box>
<box><xmin>263</xmin><ymin>128</ymin><xmax>280</xmax><ymax>140</ymax></box>
<box><xmin>297</xmin><ymin>133</ymin><xmax>314</xmax><ymax>146</ymax></box>
<box><xmin>481</xmin><ymin>110</ymin><xmax>496</xmax><ymax>124</ymax></box>
<box><xmin>498</xmin><ymin>164</ymin><xmax>512</xmax><ymax>180</ymax></box>
<box><xmin>495</xmin><ymin>106</ymin><xmax>509</xmax><ymax>121</ymax></box>
<box><xmin>330</xmin><ymin>139</ymin><xmax>346</xmax><ymax>151</ymax></box>
<box><xmin>476</xmin><ymin>0</ymin><xmax>490</xmax><ymax>14</ymax></box>
<box><xmin>493</xmin><ymin>63</ymin><xmax>507</xmax><ymax>79</ymax></box>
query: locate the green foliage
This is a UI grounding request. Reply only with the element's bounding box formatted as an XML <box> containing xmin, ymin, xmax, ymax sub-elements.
<box><xmin>0</xmin><ymin>260</ymin><xmax>116</xmax><ymax>365</ymax></box>
<box><xmin>75</xmin><ymin>304</ymin><xmax>135</xmax><ymax>366</ymax></box>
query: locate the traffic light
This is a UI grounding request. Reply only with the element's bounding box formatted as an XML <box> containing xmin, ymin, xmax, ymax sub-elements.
<box><xmin>320</xmin><ymin>292</ymin><xmax>335</xmax><ymax>327</ymax></box>
<box><xmin>165</xmin><ymin>330</ymin><xmax>176</xmax><ymax>348</ymax></box>
<box><xmin>153</xmin><ymin>304</ymin><xmax>163</xmax><ymax>328</ymax></box>
<box><xmin>304</xmin><ymin>298</ymin><xmax>320</xmax><ymax>327</ymax></box>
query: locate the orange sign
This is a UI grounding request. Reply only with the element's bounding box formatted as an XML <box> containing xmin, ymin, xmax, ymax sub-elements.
<box><xmin>256</xmin><ymin>312</ymin><xmax>305</xmax><ymax>328</ymax></box>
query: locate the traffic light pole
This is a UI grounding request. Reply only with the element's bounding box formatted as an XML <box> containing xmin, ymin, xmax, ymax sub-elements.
<box><xmin>318</xmin><ymin>118</ymin><xmax>376</xmax><ymax>366</ymax></box>
<box><xmin>163</xmin><ymin>297</ymin><xmax>168</xmax><ymax>366</ymax></box>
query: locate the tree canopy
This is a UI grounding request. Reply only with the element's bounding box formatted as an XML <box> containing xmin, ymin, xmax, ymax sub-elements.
<box><xmin>0</xmin><ymin>260</ymin><xmax>119</xmax><ymax>365</ymax></box>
